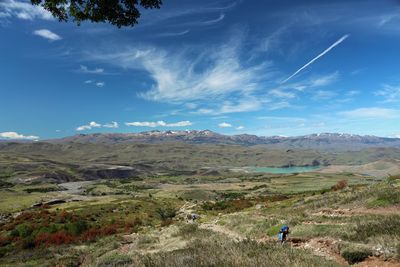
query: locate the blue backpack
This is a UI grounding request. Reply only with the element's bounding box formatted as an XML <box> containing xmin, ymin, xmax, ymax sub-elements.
<box><xmin>278</xmin><ymin>226</ymin><xmax>289</xmax><ymax>240</ymax></box>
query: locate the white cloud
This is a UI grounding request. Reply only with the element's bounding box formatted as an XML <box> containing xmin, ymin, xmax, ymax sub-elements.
<box><xmin>76</xmin><ymin>121</ymin><xmax>119</xmax><ymax>131</ymax></box>
<box><xmin>76</xmin><ymin>121</ymin><xmax>101</xmax><ymax>131</ymax></box>
<box><xmin>346</xmin><ymin>90</ymin><xmax>360</xmax><ymax>96</ymax></box>
<box><xmin>125</xmin><ymin>120</ymin><xmax>192</xmax><ymax>127</ymax></box>
<box><xmin>79</xmin><ymin>65</ymin><xmax>104</xmax><ymax>74</ymax></box>
<box><xmin>218</xmin><ymin>122</ymin><xmax>244</xmax><ymax>130</ymax></box>
<box><xmin>259</xmin><ymin>27</ymin><xmax>286</xmax><ymax>53</ymax></box>
<box><xmin>103</xmin><ymin>121</ymin><xmax>119</xmax><ymax>128</ymax></box>
<box><xmin>375</xmin><ymin>84</ymin><xmax>400</xmax><ymax>103</ymax></box>
<box><xmin>33</xmin><ymin>29</ymin><xmax>61</xmax><ymax>41</ymax></box>
<box><xmin>200</xmin><ymin>13</ymin><xmax>225</xmax><ymax>25</ymax></box>
<box><xmin>268</xmin><ymin>101</ymin><xmax>291</xmax><ymax>110</ymax></box>
<box><xmin>312</xmin><ymin>90</ymin><xmax>337</xmax><ymax>100</ymax></box>
<box><xmin>84</xmin><ymin>80</ymin><xmax>105</xmax><ymax>87</ymax></box>
<box><xmin>0</xmin><ymin>0</ymin><xmax>53</xmax><ymax>21</ymax></box>
<box><xmin>339</xmin><ymin>107</ymin><xmax>400</xmax><ymax>119</ymax></box>
<box><xmin>86</xmin><ymin>38</ymin><xmax>270</xmax><ymax>104</ymax></box>
<box><xmin>193</xmin><ymin>97</ymin><xmax>263</xmax><ymax>115</ymax></box>
<box><xmin>218</xmin><ymin>122</ymin><xmax>232</xmax><ymax>128</ymax></box>
<box><xmin>0</xmin><ymin>131</ymin><xmax>39</xmax><ymax>140</ymax></box>
<box><xmin>286</xmin><ymin>72</ymin><xmax>339</xmax><ymax>92</ymax></box>
<box><xmin>158</xmin><ymin>29</ymin><xmax>190</xmax><ymax>37</ymax></box>
<box><xmin>0</xmin><ymin>11</ymin><xmax>11</xmax><ymax>18</ymax></box>
<box><xmin>309</xmin><ymin>72</ymin><xmax>339</xmax><ymax>87</ymax></box>
<box><xmin>378</xmin><ymin>14</ymin><xmax>400</xmax><ymax>27</ymax></box>
<box><xmin>219</xmin><ymin>98</ymin><xmax>262</xmax><ymax>114</ymax></box>
<box><xmin>96</xmin><ymin>82</ymin><xmax>105</xmax><ymax>87</ymax></box>
<box><xmin>269</xmin><ymin>89</ymin><xmax>296</xmax><ymax>99</ymax></box>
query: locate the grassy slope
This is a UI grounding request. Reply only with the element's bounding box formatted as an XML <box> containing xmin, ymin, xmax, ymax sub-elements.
<box><xmin>0</xmin><ymin>171</ymin><xmax>398</xmax><ymax>266</ymax></box>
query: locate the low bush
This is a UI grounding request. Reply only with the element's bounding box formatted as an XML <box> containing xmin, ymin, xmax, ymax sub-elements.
<box><xmin>341</xmin><ymin>248</ymin><xmax>371</xmax><ymax>264</ymax></box>
<box><xmin>14</xmin><ymin>223</ymin><xmax>33</xmax><ymax>238</ymax></box>
<box><xmin>368</xmin><ymin>190</ymin><xmax>400</xmax><ymax>207</ymax></box>
<box><xmin>343</xmin><ymin>215</ymin><xmax>400</xmax><ymax>242</ymax></box>
<box><xmin>97</xmin><ymin>253</ymin><xmax>133</xmax><ymax>267</ymax></box>
<box><xmin>176</xmin><ymin>223</ymin><xmax>199</xmax><ymax>238</ymax></box>
<box><xmin>202</xmin><ymin>199</ymin><xmax>253</xmax><ymax>213</ymax></box>
<box><xmin>36</xmin><ymin>231</ymin><xmax>75</xmax><ymax>246</ymax></box>
<box><xmin>331</xmin><ymin>180</ymin><xmax>348</xmax><ymax>191</ymax></box>
<box><xmin>155</xmin><ymin>207</ymin><xmax>177</xmax><ymax>220</ymax></box>
<box><xmin>65</xmin><ymin>220</ymin><xmax>88</xmax><ymax>236</ymax></box>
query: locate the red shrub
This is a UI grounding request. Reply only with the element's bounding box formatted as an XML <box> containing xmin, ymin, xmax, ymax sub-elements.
<box><xmin>160</xmin><ymin>218</ymin><xmax>173</xmax><ymax>227</ymax></box>
<box><xmin>101</xmin><ymin>225</ymin><xmax>117</xmax><ymax>235</ymax></box>
<box><xmin>332</xmin><ymin>180</ymin><xmax>348</xmax><ymax>191</ymax></box>
<box><xmin>40</xmin><ymin>204</ymin><xmax>50</xmax><ymax>209</ymax></box>
<box><xmin>35</xmin><ymin>232</ymin><xmax>51</xmax><ymax>247</ymax></box>
<box><xmin>46</xmin><ymin>231</ymin><xmax>74</xmax><ymax>245</ymax></box>
<box><xmin>35</xmin><ymin>231</ymin><xmax>75</xmax><ymax>246</ymax></box>
<box><xmin>0</xmin><ymin>235</ymin><xmax>11</xmax><ymax>247</ymax></box>
<box><xmin>57</xmin><ymin>210</ymin><xmax>71</xmax><ymax>223</ymax></box>
<box><xmin>80</xmin><ymin>228</ymin><xmax>101</xmax><ymax>242</ymax></box>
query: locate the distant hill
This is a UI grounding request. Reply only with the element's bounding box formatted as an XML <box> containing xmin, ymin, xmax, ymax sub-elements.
<box><xmin>1</xmin><ymin>131</ymin><xmax>400</xmax><ymax>183</ymax></box>
<box><xmin>43</xmin><ymin>130</ymin><xmax>400</xmax><ymax>150</ymax></box>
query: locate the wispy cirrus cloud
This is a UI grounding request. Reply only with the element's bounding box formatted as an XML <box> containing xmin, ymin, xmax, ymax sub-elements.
<box><xmin>0</xmin><ymin>0</ymin><xmax>53</xmax><ymax>21</ymax></box>
<box><xmin>87</xmin><ymin>36</ymin><xmax>271</xmax><ymax>104</ymax></box>
<box><xmin>375</xmin><ymin>84</ymin><xmax>400</xmax><ymax>103</ymax></box>
<box><xmin>339</xmin><ymin>107</ymin><xmax>400</xmax><ymax>119</ymax></box>
<box><xmin>76</xmin><ymin>121</ymin><xmax>119</xmax><ymax>131</ymax></box>
<box><xmin>125</xmin><ymin>120</ymin><xmax>192</xmax><ymax>127</ymax></box>
<box><xmin>33</xmin><ymin>29</ymin><xmax>61</xmax><ymax>41</ymax></box>
<box><xmin>312</xmin><ymin>90</ymin><xmax>337</xmax><ymax>100</ymax></box>
<box><xmin>158</xmin><ymin>29</ymin><xmax>190</xmax><ymax>37</ymax></box>
<box><xmin>197</xmin><ymin>13</ymin><xmax>225</xmax><ymax>26</ymax></box>
<box><xmin>138</xmin><ymin>1</ymin><xmax>235</xmax><ymax>27</ymax></box>
<box><xmin>0</xmin><ymin>131</ymin><xmax>39</xmax><ymax>140</ymax></box>
<box><xmin>193</xmin><ymin>96</ymin><xmax>264</xmax><ymax>115</ymax></box>
<box><xmin>79</xmin><ymin>65</ymin><xmax>104</xmax><ymax>74</ymax></box>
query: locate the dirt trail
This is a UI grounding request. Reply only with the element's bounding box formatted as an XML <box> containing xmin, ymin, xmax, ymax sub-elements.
<box><xmin>197</xmin><ymin>218</ymin><xmax>400</xmax><ymax>267</ymax></box>
<box><xmin>199</xmin><ymin>220</ymin><xmax>245</xmax><ymax>242</ymax></box>
<box><xmin>118</xmin><ymin>225</ymin><xmax>188</xmax><ymax>255</ymax></box>
<box><xmin>354</xmin><ymin>256</ymin><xmax>400</xmax><ymax>267</ymax></box>
<box><xmin>312</xmin><ymin>206</ymin><xmax>400</xmax><ymax>217</ymax></box>
<box><xmin>293</xmin><ymin>237</ymin><xmax>348</xmax><ymax>266</ymax></box>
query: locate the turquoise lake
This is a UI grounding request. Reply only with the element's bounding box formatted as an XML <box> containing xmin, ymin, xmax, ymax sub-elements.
<box><xmin>248</xmin><ymin>166</ymin><xmax>320</xmax><ymax>174</ymax></box>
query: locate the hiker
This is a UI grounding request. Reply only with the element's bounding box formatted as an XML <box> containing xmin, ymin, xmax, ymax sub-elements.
<box><xmin>278</xmin><ymin>225</ymin><xmax>290</xmax><ymax>243</ymax></box>
<box><xmin>190</xmin><ymin>213</ymin><xmax>200</xmax><ymax>221</ymax></box>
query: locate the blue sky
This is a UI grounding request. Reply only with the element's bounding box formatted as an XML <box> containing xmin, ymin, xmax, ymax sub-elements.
<box><xmin>1</xmin><ymin>0</ymin><xmax>400</xmax><ymax>140</ymax></box>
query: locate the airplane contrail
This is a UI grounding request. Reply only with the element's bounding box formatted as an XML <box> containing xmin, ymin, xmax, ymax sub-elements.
<box><xmin>281</xmin><ymin>34</ymin><xmax>350</xmax><ymax>84</ymax></box>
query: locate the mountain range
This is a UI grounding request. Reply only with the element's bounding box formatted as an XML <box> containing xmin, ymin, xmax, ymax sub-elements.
<box><xmin>42</xmin><ymin>130</ymin><xmax>400</xmax><ymax>150</ymax></box>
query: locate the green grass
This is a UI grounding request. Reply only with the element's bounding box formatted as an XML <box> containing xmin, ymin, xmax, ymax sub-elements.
<box><xmin>291</xmin><ymin>224</ymin><xmax>345</xmax><ymax>238</ymax></box>
<box><xmin>131</xmin><ymin>235</ymin><xmax>342</xmax><ymax>267</ymax></box>
<box><xmin>97</xmin><ymin>253</ymin><xmax>133</xmax><ymax>267</ymax></box>
<box><xmin>344</xmin><ymin>215</ymin><xmax>400</xmax><ymax>242</ymax></box>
